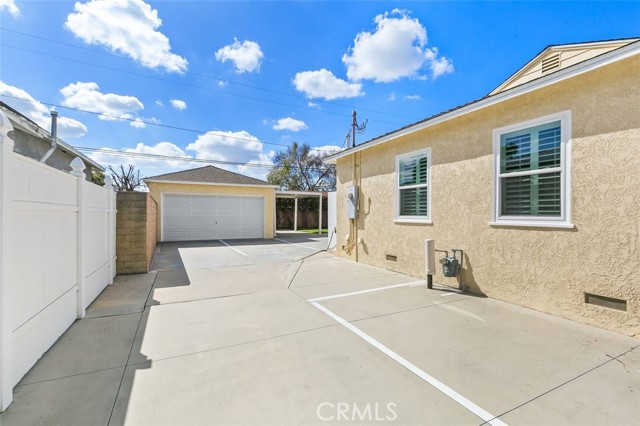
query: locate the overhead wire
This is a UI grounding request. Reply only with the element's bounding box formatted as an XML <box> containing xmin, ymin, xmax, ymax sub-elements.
<box><xmin>0</xmin><ymin>27</ymin><xmax>420</xmax><ymax>121</ymax></box>
<box><xmin>0</xmin><ymin>28</ymin><xmax>364</xmax><ymax>168</ymax></box>
<box><xmin>0</xmin><ymin>93</ymin><xmax>348</xmax><ymax>153</ymax></box>
<box><xmin>75</xmin><ymin>146</ymin><xmax>338</xmax><ymax>174</ymax></box>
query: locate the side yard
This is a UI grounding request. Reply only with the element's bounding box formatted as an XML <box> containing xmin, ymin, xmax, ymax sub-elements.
<box><xmin>1</xmin><ymin>236</ymin><xmax>637</xmax><ymax>426</ymax></box>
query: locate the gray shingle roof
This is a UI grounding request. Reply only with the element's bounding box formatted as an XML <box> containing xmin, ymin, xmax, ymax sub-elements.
<box><xmin>145</xmin><ymin>165</ymin><xmax>273</xmax><ymax>186</ymax></box>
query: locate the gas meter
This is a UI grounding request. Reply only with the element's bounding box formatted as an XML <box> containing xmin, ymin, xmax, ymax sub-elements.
<box><xmin>440</xmin><ymin>256</ymin><xmax>459</xmax><ymax>277</ymax></box>
<box><xmin>435</xmin><ymin>249</ymin><xmax>464</xmax><ymax>278</ymax></box>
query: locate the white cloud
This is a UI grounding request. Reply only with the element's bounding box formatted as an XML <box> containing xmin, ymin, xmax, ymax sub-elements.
<box><xmin>169</xmin><ymin>99</ymin><xmax>187</xmax><ymax>110</ymax></box>
<box><xmin>0</xmin><ymin>80</ymin><xmax>87</xmax><ymax>138</ymax></box>
<box><xmin>60</xmin><ymin>81</ymin><xmax>143</xmax><ymax>121</ymax></box>
<box><xmin>0</xmin><ymin>0</ymin><xmax>19</xmax><ymax>17</ymax></box>
<box><xmin>130</xmin><ymin>116</ymin><xmax>160</xmax><ymax>128</ymax></box>
<box><xmin>388</xmin><ymin>92</ymin><xmax>397</xmax><ymax>101</ymax></box>
<box><xmin>64</xmin><ymin>0</ymin><xmax>188</xmax><ymax>73</ymax></box>
<box><xmin>130</xmin><ymin>118</ymin><xmax>146</xmax><ymax>128</ymax></box>
<box><xmin>215</xmin><ymin>38</ymin><xmax>264</xmax><ymax>73</ymax></box>
<box><xmin>403</xmin><ymin>94</ymin><xmax>422</xmax><ymax>101</ymax></box>
<box><xmin>155</xmin><ymin>100</ymin><xmax>163</xmax><ymax>107</ymax></box>
<box><xmin>273</xmin><ymin>117</ymin><xmax>308</xmax><ymax>132</ymax></box>
<box><xmin>91</xmin><ymin>142</ymin><xmax>198</xmax><ymax>178</ymax></box>
<box><xmin>91</xmin><ymin>133</ymin><xmax>275</xmax><ymax>181</ymax></box>
<box><xmin>307</xmin><ymin>102</ymin><xmax>321</xmax><ymax>109</ymax></box>
<box><xmin>342</xmin><ymin>9</ymin><xmax>453</xmax><ymax>82</ymax></box>
<box><xmin>218</xmin><ymin>80</ymin><xmax>228</xmax><ymax>88</ymax></box>
<box><xmin>293</xmin><ymin>69</ymin><xmax>363</xmax><ymax>100</ymax></box>
<box><xmin>429</xmin><ymin>54</ymin><xmax>455</xmax><ymax>79</ymax></box>
<box><xmin>186</xmin><ymin>130</ymin><xmax>274</xmax><ymax>180</ymax></box>
<box><xmin>313</xmin><ymin>144</ymin><xmax>342</xmax><ymax>157</ymax></box>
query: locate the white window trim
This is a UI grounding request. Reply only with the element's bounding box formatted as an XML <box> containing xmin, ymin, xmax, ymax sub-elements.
<box><xmin>491</xmin><ymin>110</ymin><xmax>573</xmax><ymax>229</ymax></box>
<box><xmin>395</xmin><ymin>148</ymin><xmax>432</xmax><ymax>224</ymax></box>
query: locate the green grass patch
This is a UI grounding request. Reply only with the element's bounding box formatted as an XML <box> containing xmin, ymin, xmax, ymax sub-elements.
<box><xmin>297</xmin><ymin>228</ymin><xmax>328</xmax><ymax>234</ymax></box>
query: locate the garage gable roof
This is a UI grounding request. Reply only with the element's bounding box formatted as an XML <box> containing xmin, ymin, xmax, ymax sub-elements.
<box><xmin>145</xmin><ymin>165</ymin><xmax>276</xmax><ymax>187</ymax></box>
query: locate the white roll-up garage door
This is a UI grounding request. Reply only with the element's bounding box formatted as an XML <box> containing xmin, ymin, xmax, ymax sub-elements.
<box><xmin>162</xmin><ymin>194</ymin><xmax>264</xmax><ymax>241</ymax></box>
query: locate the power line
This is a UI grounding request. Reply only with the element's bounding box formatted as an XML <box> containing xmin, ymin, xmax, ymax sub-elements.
<box><xmin>0</xmin><ymin>27</ymin><xmax>420</xmax><ymax>121</ymax></box>
<box><xmin>0</xmin><ymin>93</ymin><xmax>345</xmax><ymax>153</ymax></box>
<box><xmin>2</xmin><ymin>43</ymin><xmax>357</xmax><ymax>120</ymax></box>
<box><xmin>76</xmin><ymin>146</ymin><xmax>337</xmax><ymax>173</ymax></box>
<box><xmin>78</xmin><ymin>147</ymin><xmax>272</xmax><ymax>168</ymax></box>
<box><xmin>1</xmin><ymin>43</ymin><xmax>407</xmax><ymax>127</ymax></box>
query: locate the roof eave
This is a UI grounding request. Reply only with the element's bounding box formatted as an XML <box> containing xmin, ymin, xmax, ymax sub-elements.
<box><xmin>144</xmin><ymin>179</ymin><xmax>278</xmax><ymax>189</ymax></box>
<box><xmin>323</xmin><ymin>40</ymin><xmax>640</xmax><ymax>164</ymax></box>
<box><xmin>2</xmin><ymin>104</ymin><xmax>105</xmax><ymax>171</ymax></box>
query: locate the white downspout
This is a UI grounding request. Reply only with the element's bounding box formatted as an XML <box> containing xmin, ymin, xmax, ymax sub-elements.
<box><xmin>39</xmin><ymin>109</ymin><xmax>57</xmax><ymax>163</ymax></box>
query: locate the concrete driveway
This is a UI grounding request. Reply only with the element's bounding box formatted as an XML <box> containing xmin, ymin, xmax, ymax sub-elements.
<box><xmin>2</xmin><ymin>234</ymin><xmax>638</xmax><ymax>426</ymax></box>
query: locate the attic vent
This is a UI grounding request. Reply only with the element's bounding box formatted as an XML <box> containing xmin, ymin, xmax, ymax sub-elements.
<box><xmin>541</xmin><ymin>54</ymin><xmax>561</xmax><ymax>74</ymax></box>
<box><xmin>386</xmin><ymin>254</ymin><xmax>398</xmax><ymax>262</ymax></box>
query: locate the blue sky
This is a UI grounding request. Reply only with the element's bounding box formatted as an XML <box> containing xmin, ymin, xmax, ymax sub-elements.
<box><xmin>0</xmin><ymin>0</ymin><xmax>638</xmax><ymax>180</ymax></box>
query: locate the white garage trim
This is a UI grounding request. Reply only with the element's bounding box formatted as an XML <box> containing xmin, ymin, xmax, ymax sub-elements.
<box><xmin>148</xmin><ymin>179</ymin><xmax>278</xmax><ymax>188</ymax></box>
<box><xmin>161</xmin><ymin>193</ymin><xmax>266</xmax><ymax>241</ymax></box>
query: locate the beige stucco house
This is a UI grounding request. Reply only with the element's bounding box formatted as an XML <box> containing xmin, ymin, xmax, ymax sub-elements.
<box><xmin>145</xmin><ymin>165</ymin><xmax>277</xmax><ymax>241</ymax></box>
<box><xmin>324</xmin><ymin>39</ymin><xmax>640</xmax><ymax>336</ymax></box>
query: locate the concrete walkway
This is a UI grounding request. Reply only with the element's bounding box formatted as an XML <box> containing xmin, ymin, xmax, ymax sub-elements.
<box><xmin>1</xmin><ymin>235</ymin><xmax>638</xmax><ymax>426</ymax></box>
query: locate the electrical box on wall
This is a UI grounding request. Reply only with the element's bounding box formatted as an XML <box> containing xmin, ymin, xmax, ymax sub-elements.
<box><xmin>346</xmin><ymin>185</ymin><xmax>358</xmax><ymax>219</ymax></box>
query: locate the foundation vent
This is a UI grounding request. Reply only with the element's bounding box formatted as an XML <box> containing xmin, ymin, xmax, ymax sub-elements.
<box><xmin>386</xmin><ymin>254</ymin><xmax>398</xmax><ymax>262</ymax></box>
<box><xmin>584</xmin><ymin>293</ymin><xmax>627</xmax><ymax>312</ymax></box>
<box><xmin>541</xmin><ymin>54</ymin><xmax>561</xmax><ymax>74</ymax></box>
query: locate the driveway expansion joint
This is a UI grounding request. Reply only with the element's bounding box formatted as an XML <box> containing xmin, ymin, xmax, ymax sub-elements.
<box><xmin>478</xmin><ymin>345</ymin><xmax>640</xmax><ymax>425</ymax></box>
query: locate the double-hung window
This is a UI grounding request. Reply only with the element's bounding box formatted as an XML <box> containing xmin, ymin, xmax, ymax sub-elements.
<box><xmin>492</xmin><ymin>111</ymin><xmax>572</xmax><ymax>228</ymax></box>
<box><xmin>396</xmin><ymin>148</ymin><xmax>431</xmax><ymax>223</ymax></box>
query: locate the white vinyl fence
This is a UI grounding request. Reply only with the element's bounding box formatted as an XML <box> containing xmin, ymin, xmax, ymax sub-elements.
<box><xmin>0</xmin><ymin>112</ymin><xmax>116</xmax><ymax>410</ymax></box>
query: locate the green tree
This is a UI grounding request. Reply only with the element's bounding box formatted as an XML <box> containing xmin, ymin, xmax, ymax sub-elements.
<box><xmin>267</xmin><ymin>142</ymin><xmax>336</xmax><ymax>191</ymax></box>
<box><xmin>91</xmin><ymin>170</ymin><xmax>105</xmax><ymax>186</ymax></box>
<box><xmin>268</xmin><ymin>142</ymin><xmax>336</xmax><ymax>228</ymax></box>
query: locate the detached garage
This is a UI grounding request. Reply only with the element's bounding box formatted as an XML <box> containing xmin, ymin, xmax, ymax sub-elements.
<box><xmin>145</xmin><ymin>165</ymin><xmax>277</xmax><ymax>242</ymax></box>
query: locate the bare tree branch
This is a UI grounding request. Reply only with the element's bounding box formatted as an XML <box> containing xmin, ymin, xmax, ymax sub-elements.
<box><xmin>109</xmin><ymin>164</ymin><xmax>142</xmax><ymax>191</ymax></box>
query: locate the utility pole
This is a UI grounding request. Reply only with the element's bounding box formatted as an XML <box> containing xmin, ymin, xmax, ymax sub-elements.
<box><xmin>351</xmin><ymin>110</ymin><xmax>367</xmax><ymax>148</ymax></box>
<box><xmin>351</xmin><ymin>111</ymin><xmax>357</xmax><ymax>148</ymax></box>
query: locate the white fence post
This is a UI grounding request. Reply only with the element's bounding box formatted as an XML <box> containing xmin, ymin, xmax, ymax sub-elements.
<box><xmin>0</xmin><ymin>111</ymin><xmax>14</xmax><ymax>410</ymax></box>
<box><xmin>71</xmin><ymin>157</ymin><xmax>86</xmax><ymax>319</ymax></box>
<box><xmin>104</xmin><ymin>175</ymin><xmax>116</xmax><ymax>283</ymax></box>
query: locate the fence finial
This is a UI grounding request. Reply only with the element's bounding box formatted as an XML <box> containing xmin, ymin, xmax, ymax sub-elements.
<box><xmin>0</xmin><ymin>110</ymin><xmax>15</xmax><ymax>145</ymax></box>
<box><xmin>104</xmin><ymin>174</ymin><xmax>115</xmax><ymax>190</ymax></box>
<box><xmin>70</xmin><ymin>157</ymin><xmax>85</xmax><ymax>177</ymax></box>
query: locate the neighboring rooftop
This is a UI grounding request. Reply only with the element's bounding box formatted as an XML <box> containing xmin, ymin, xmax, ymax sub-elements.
<box><xmin>0</xmin><ymin>101</ymin><xmax>104</xmax><ymax>171</ymax></box>
<box><xmin>145</xmin><ymin>165</ymin><xmax>275</xmax><ymax>186</ymax></box>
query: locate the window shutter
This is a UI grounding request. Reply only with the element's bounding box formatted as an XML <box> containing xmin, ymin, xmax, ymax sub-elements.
<box><xmin>502</xmin><ymin>133</ymin><xmax>531</xmax><ymax>173</ymax></box>
<box><xmin>499</xmin><ymin>122</ymin><xmax>562</xmax><ymax>218</ymax></box>
<box><xmin>399</xmin><ymin>155</ymin><xmax>428</xmax><ymax>187</ymax></box>
<box><xmin>398</xmin><ymin>152</ymin><xmax>429</xmax><ymax>218</ymax></box>
<box><xmin>537</xmin><ymin>126</ymin><xmax>561</xmax><ymax>169</ymax></box>
<box><xmin>400</xmin><ymin>187</ymin><xmax>428</xmax><ymax>216</ymax></box>
<box><xmin>536</xmin><ymin>172</ymin><xmax>561</xmax><ymax>216</ymax></box>
<box><xmin>501</xmin><ymin>175</ymin><xmax>532</xmax><ymax>215</ymax></box>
